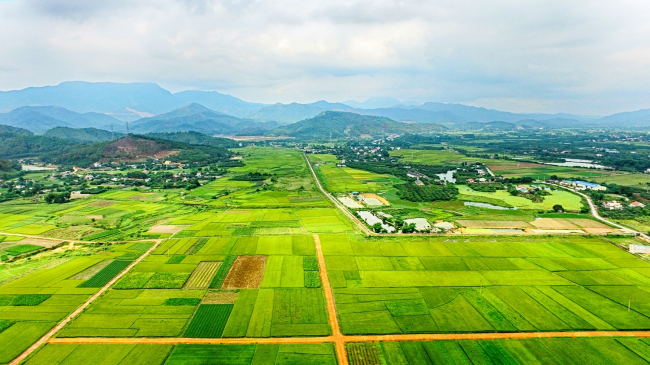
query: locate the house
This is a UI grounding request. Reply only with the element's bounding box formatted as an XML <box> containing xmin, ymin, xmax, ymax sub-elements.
<box><xmin>570</xmin><ymin>181</ymin><xmax>607</xmax><ymax>191</ymax></box>
<box><xmin>336</xmin><ymin>159</ymin><xmax>346</xmax><ymax>167</ymax></box>
<box><xmin>603</xmin><ymin>201</ymin><xmax>623</xmax><ymax>210</ymax></box>
<box><xmin>415</xmin><ymin>179</ymin><xmax>425</xmax><ymax>186</ymax></box>
<box><xmin>630</xmin><ymin>201</ymin><xmax>646</xmax><ymax>208</ymax></box>
<box><xmin>84</xmin><ymin>175</ymin><xmax>94</xmax><ymax>181</ymax></box>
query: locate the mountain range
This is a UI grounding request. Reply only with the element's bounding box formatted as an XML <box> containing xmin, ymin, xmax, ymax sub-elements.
<box><xmin>0</xmin><ymin>81</ymin><xmax>649</xmax><ymax>132</ymax></box>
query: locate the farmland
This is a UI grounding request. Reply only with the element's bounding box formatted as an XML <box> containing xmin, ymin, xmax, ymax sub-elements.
<box><xmin>322</xmin><ymin>233</ymin><xmax>650</xmax><ymax>335</ymax></box>
<box><xmin>3</xmin><ymin>146</ymin><xmax>650</xmax><ymax>365</ymax></box>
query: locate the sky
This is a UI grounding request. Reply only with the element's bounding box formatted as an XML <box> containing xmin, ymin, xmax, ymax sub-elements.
<box><xmin>0</xmin><ymin>0</ymin><xmax>649</xmax><ymax>115</ymax></box>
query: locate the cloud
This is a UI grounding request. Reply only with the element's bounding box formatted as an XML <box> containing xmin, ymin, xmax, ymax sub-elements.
<box><xmin>0</xmin><ymin>0</ymin><xmax>649</xmax><ymax>114</ymax></box>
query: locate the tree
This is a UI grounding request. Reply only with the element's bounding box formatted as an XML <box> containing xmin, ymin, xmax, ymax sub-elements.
<box><xmin>372</xmin><ymin>222</ymin><xmax>383</xmax><ymax>233</ymax></box>
<box><xmin>553</xmin><ymin>204</ymin><xmax>564</xmax><ymax>212</ymax></box>
<box><xmin>44</xmin><ymin>191</ymin><xmax>71</xmax><ymax>204</ymax></box>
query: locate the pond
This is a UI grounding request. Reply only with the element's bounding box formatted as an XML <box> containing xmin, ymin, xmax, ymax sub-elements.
<box><xmin>545</xmin><ymin>159</ymin><xmax>611</xmax><ymax>169</ymax></box>
<box><xmin>436</xmin><ymin>170</ymin><xmax>456</xmax><ymax>183</ymax></box>
<box><xmin>464</xmin><ymin>202</ymin><xmax>517</xmax><ymax>210</ymax></box>
<box><xmin>21</xmin><ymin>165</ymin><xmax>56</xmax><ymax>171</ymax></box>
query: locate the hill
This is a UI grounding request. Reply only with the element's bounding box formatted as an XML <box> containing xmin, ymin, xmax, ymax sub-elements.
<box><xmin>0</xmin><ymin>106</ymin><xmax>123</xmax><ymax>132</ymax></box>
<box><xmin>42</xmin><ymin>135</ymin><xmax>232</xmax><ymax>167</ymax></box>
<box><xmin>145</xmin><ymin>131</ymin><xmax>237</xmax><ymax>147</ymax></box>
<box><xmin>596</xmin><ymin>108</ymin><xmax>650</xmax><ymax>127</ymax></box>
<box><xmin>130</xmin><ymin>103</ymin><xmax>277</xmax><ymax>135</ymax></box>
<box><xmin>44</xmin><ymin>127</ymin><xmax>120</xmax><ymax>143</ymax></box>
<box><xmin>0</xmin><ymin>128</ymin><xmax>77</xmax><ymax>159</ymax></box>
<box><xmin>266</xmin><ymin>111</ymin><xmax>444</xmax><ymax>140</ymax></box>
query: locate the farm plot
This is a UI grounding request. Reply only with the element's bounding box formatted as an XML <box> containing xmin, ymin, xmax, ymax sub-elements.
<box><xmin>184</xmin><ymin>262</ymin><xmax>222</xmax><ymax>289</ymax></box>
<box><xmin>348</xmin><ymin>337</ymin><xmax>650</xmax><ymax>365</ymax></box>
<box><xmin>457</xmin><ymin>220</ymin><xmax>531</xmax><ymax>229</ymax></box>
<box><xmin>0</xmin><ymin>242</ymin><xmax>142</xmax><ymax>363</ymax></box>
<box><xmin>184</xmin><ymin>304</ymin><xmax>233</xmax><ymax>338</ymax></box>
<box><xmin>25</xmin><ymin>343</ymin><xmax>337</xmax><ymax>365</ymax></box>
<box><xmin>222</xmin><ymin>256</ymin><xmax>267</xmax><ymax>289</ymax></box>
<box><xmin>321</xmin><ymin>234</ymin><xmax>650</xmax><ymax>335</ymax></box>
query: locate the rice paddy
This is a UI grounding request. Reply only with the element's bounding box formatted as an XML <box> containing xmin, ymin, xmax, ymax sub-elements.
<box><xmin>3</xmin><ymin>146</ymin><xmax>650</xmax><ymax>364</ymax></box>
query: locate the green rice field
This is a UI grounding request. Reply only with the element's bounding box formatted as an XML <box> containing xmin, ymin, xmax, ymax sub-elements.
<box><xmin>322</xmin><ymin>233</ymin><xmax>650</xmax><ymax>335</ymax></box>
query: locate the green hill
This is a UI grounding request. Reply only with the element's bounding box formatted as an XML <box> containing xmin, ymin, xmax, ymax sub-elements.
<box><xmin>44</xmin><ymin>127</ymin><xmax>120</xmax><ymax>143</ymax></box>
<box><xmin>42</xmin><ymin>135</ymin><xmax>232</xmax><ymax>167</ymax></box>
<box><xmin>145</xmin><ymin>131</ymin><xmax>237</xmax><ymax>147</ymax></box>
<box><xmin>266</xmin><ymin>111</ymin><xmax>444</xmax><ymax>140</ymax></box>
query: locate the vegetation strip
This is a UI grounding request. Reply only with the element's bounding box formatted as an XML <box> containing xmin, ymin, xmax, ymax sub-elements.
<box><xmin>7</xmin><ymin>239</ymin><xmax>162</xmax><ymax>365</ymax></box>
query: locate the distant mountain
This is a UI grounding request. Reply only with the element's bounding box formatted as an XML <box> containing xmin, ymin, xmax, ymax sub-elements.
<box><xmin>145</xmin><ymin>131</ymin><xmax>237</xmax><ymax>148</ymax></box>
<box><xmin>131</xmin><ymin>103</ymin><xmax>277</xmax><ymax>135</ymax></box>
<box><xmin>0</xmin><ymin>106</ymin><xmax>123</xmax><ymax>132</ymax></box>
<box><xmin>595</xmin><ymin>109</ymin><xmax>650</xmax><ymax>127</ymax></box>
<box><xmin>44</xmin><ymin>127</ymin><xmax>120</xmax><ymax>143</ymax></box>
<box><xmin>342</xmin><ymin>97</ymin><xmax>405</xmax><ymax>109</ymax></box>
<box><xmin>246</xmin><ymin>101</ymin><xmax>356</xmax><ymax>123</ymax></box>
<box><xmin>267</xmin><ymin>111</ymin><xmax>444</xmax><ymax>140</ymax></box>
<box><xmin>0</xmin><ymin>81</ymin><xmax>263</xmax><ymax>120</ymax></box>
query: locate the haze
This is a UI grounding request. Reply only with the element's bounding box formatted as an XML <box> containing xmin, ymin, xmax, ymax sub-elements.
<box><xmin>0</xmin><ymin>0</ymin><xmax>649</xmax><ymax>115</ymax></box>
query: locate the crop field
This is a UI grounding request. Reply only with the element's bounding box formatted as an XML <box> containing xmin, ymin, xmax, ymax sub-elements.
<box><xmin>593</xmin><ymin>173</ymin><xmax>650</xmax><ymax>187</ymax></box>
<box><xmin>0</xmin><ymin>242</ymin><xmax>147</xmax><ymax>364</ymax></box>
<box><xmin>347</xmin><ymin>337</ymin><xmax>650</xmax><ymax>364</ymax></box>
<box><xmin>321</xmin><ymin>233</ymin><xmax>650</xmax><ymax>335</ymax></box>
<box><xmin>309</xmin><ymin>154</ymin><xmax>395</xmax><ymax>193</ymax></box>
<box><xmin>0</xmin><ymin>193</ymin><xmax>193</xmax><ymax>242</ymax></box>
<box><xmin>63</xmin><ymin>226</ymin><xmax>332</xmax><ymax>339</ymax></box>
<box><xmin>457</xmin><ymin>185</ymin><xmax>583</xmax><ymax>210</ymax></box>
<box><xmin>165</xmin><ymin>208</ymin><xmax>351</xmax><ymax>236</ymax></box>
<box><xmin>179</xmin><ymin>147</ymin><xmax>330</xmax><ymax>207</ymax></box>
<box><xmin>390</xmin><ymin>149</ymin><xmax>612</xmax><ymax>179</ymax></box>
<box><xmin>23</xmin><ymin>343</ymin><xmax>337</xmax><ymax>365</ymax></box>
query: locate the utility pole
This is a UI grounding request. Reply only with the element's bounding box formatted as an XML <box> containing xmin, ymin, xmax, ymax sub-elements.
<box><xmin>111</xmin><ymin>124</ymin><xmax>114</xmax><ymax>141</ymax></box>
<box><xmin>125</xmin><ymin>121</ymin><xmax>130</xmax><ymax>136</ymax></box>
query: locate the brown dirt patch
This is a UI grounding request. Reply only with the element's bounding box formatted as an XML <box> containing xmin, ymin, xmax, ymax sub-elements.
<box><xmin>70</xmin><ymin>192</ymin><xmax>91</xmax><ymax>199</ymax></box>
<box><xmin>457</xmin><ymin>220</ymin><xmax>531</xmax><ymax>228</ymax></box>
<box><xmin>584</xmin><ymin>227</ymin><xmax>618</xmax><ymax>234</ymax></box>
<box><xmin>153</xmin><ymin>150</ymin><xmax>179</xmax><ymax>159</ymax></box>
<box><xmin>89</xmin><ymin>201</ymin><xmax>117</xmax><ymax>207</ymax></box>
<box><xmin>86</xmin><ymin>215</ymin><xmax>104</xmax><ymax>220</ymax></box>
<box><xmin>221</xmin><ymin>256</ymin><xmax>267</xmax><ymax>289</ymax></box>
<box><xmin>12</xmin><ymin>238</ymin><xmax>61</xmax><ymax>248</ymax></box>
<box><xmin>202</xmin><ymin>291</ymin><xmax>239</xmax><ymax>304</ymax></box>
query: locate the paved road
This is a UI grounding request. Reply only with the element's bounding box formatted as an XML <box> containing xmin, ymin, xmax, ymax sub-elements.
<box><xmin>303</xmin><ymin>153</ymin><xmax>373</xmax><ymax>235</ymax></box>
<box><xmin>554</xmin><ymin>185</ymin><xmax>650</xmax><ymax>243</ymax></box>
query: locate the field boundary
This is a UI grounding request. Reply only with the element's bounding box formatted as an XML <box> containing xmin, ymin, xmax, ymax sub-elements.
<box><xmin>48</xmin><ymin>329</ymin><xmax>650</xmax><ymax>345</ymax></box>
<box><xmin>9</xmin><ymin>239</ymin><xmax>163</xmax><ymax>365</ymax></box>
<box><xmin>304</xmin><ymin>153</ymin><xmax>373</xmax><ymax>236</ymax></box>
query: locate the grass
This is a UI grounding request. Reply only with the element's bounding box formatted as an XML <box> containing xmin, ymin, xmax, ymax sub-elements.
<box><xmin>457</xmin><ymin>185</ymin><xmax>583</xmax><ymax>210</ymax></box>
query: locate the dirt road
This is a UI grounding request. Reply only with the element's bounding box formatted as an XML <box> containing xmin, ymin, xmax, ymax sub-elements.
<box><xmin>9</xmin><ymin>239</ymin><xmax>162</xmax><ymax>365</ymax></box>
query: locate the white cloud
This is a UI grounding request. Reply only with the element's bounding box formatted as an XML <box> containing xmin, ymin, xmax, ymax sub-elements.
<box><xmin>0</xmin><ymin>0</ymin><xmax>649</xmax><ymax>114</ymax></box>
